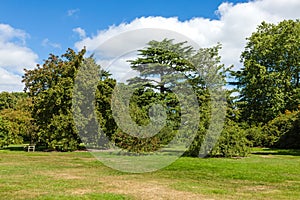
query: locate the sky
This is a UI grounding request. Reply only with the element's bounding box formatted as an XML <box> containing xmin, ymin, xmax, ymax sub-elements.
<box><xmin>0</xmin><ymin>0</ymin><xmax>299</xmax><ymax>92</ymax></box>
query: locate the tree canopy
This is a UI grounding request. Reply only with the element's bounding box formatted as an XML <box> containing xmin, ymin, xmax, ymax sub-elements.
<box><xmin>22</xmin><ymin>48</ymin><xmax>87</xmax><ymax>150</ymax></box>
<box><xmin>233</xmin><ymin>19</ymin><xmax>300</xmax><ymax>124</ymax></box>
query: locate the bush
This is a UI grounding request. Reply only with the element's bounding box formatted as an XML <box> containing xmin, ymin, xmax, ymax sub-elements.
<box><xmin>244</xmin><ymin>124</ymin><xmax>268</xmax><ymax>147</ymax></box>
<box><xmin>0</xmin><ymin>116</ymin><xmax>23</xmax><ymax>148</ymax></box>
<box><xmin>263</xmin><ymin>110</ymin><xmax>300</xmax><ymax>149</ymax></box>
<box><xmin>0</xmin><ymin>117</ymin><xmax>10</xmax><ymax>148</ymax></box>
<box><xmin>210</xmin><ymin>121</ymin><xmax>251</xmax><ymax>157</ymax></box>
<box><xmin>113</xmin><ymin>126</ymin><xmax>176</xmax><ymax>153</ymax></box>
<box><xmin>185</xmin><ymin>120</ymin><xmax>251</xmax><ymax>157</ymax></box>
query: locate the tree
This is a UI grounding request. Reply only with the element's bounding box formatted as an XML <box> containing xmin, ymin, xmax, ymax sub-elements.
<box><xmin>111</xmin><ymin>39</ymin><xmax>194</xmax><ymax>152</ymax></box>
<box><xmin>0</xmin><ymin>92</ymin><xmax>35</xmax><ymax>147</ymax></box>
<box><xmin>261</xmin><ymin>109</ymin><xmax>300</xmax><ymax>149</ymax></box>
<box><xmin>95</xmin><ymin>77</ymin><xmax>117</xmax><ymax>142</ymax></box>
<box><xmin>233</xmin><ymin>20</ymin><xmax>300</xmax><ymax>124</ymax></box>
<box><xmin>186</xmin><ymin>44</ymin><xmax>229</xmax><ymax>157</ymax></box>
<box><xmin>0</xmin><ymin>92</ymin><xmax>27</xmax><ymax>110</ymax></box>
<box><xmin>128</xmin><ymin>39</ymin><xmax>194</xmax><ymax>92</ymax></box>
<box><xmin>73</xmin><ymin>56</ymin><xmax>115</xmax><ymax>149</ymax></box>
<box><xmin>0</xmin><ymin>116</ymin><xmax>12</xmax><ymax>148</ymax></box>
<box><xmin>210</xmin><ymin>120</ymin><xmax>251</xmax><ymax>157</ymax></box>
<box><xmin>23</xmin><ymin>48</ymin><xmax>86</xmax><ymax>150</ymax></box>
<box><xmin>0</xmin><ymin>98</ymin><xmax>35</xmax><ymax>145</ymax></box>
<box><xmin>23</xmin><ymin>49</ymin><xmax>116</xmax><ymax>150</ymax></box>
<box><xmin>111</xmin><ymin>39</ymin><xmax>232</xmax><ymax>156</ymax></box>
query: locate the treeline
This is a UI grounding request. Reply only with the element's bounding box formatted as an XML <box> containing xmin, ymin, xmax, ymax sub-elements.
<box><xmin>0</xmin><ymin>19</ymin><xmax>299</xmax><ymax>157</ymax></box>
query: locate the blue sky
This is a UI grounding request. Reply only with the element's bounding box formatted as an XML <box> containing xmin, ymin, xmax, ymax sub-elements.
<box><xmin>0</xmin><ymin>0</ymin><xmax>248</xmax><ymax>60</ymax></box>
<box><xmin>0</xmin><ymin>0</ymin><xmax>299</xmax><ymax>91</ymax></box>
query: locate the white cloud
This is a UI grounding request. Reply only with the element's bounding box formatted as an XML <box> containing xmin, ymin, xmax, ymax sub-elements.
<box><xmin>0</xmin><ymin>24</ymin><xmax>38</xmax><ymax>92</ymax></box>
<box><xmin>0</xmin><ymin>24</ymin><xmax>28</xmax><ymax>45</ymax></box>
<box><xmin>75</xmin><ymin>0</ymin><xmax>300</xmax><ymax>78</ymax></box>
<box><xmin>0</xmin><ymin>68</ymin><xmax>23</xmax><ymax>92</ymax></box>
<box><xmin>98</xmin><ymin>52</ymin><xmax>140</xmax><ymax>81</ymax></box>
<box><xmin>73</xmin><ymin>27</ymin><xmax>86</xmax><ymax>39</ymax></box>
<box><xmin>42</xmin><ymin>38</ymin><xmax>61</xmax><ymax>49</ymax></box>
<box><xmin>67</xmin><ymin>8</ymin><xmax>80</xmax><ymax>17</ymax></box>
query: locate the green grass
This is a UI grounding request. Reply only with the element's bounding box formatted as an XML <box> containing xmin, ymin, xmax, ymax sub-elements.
<box><xmin>0</xmin><ymin>147</ymin><xmax>300</xmax><ymax>199</ymax></box>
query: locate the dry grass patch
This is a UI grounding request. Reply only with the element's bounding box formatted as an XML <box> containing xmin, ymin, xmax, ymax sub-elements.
<box><xmin>100</xmin><ymin>176</ymin><xmax>213</xmax><ymax>200</ymax></box>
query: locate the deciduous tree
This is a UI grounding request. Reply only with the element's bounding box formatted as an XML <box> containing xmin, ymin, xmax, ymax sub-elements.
<box><xmin>233</xmin><ymin>20</ymin><xmax>300</xmax><ymax>124</ymax></box>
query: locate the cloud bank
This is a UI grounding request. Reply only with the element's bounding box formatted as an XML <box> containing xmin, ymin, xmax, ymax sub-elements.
<box><xmin>0</xmin><ymin>24</ymin><xmax>38</xmax><ymax>92</ymax></box>
<box><xmin>75</xmin><ymin>0</ymin><xmax>300</xmax><ymax>79</ymax></box>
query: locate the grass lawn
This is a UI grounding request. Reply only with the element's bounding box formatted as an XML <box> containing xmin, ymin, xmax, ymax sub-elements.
<box><xmin>0</xmin><ymin>147</ymin><xmax>300</xmax><ymax>200</ymax></box>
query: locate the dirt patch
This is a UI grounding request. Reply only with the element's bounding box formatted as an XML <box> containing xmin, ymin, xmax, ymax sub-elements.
<box><xmin>37</xmin><ymin>170</ymin><xmax>84</xmax><ymax>180</ymax></box>
<box><xmin>70</xmin><ymin>188</ymin><xmax>93</xmax><ymax>195</ymax></box>
<box><xmin>259</xmin><ymin>155</ymin><xmax>275</xmax><ymax>158</ymax></box>
<box><xmin>100</xmin><ymin>176</ymin><xmax>214</xmax><ymax>200</ymax></box>
<box><xmin>53</xmin><ymin>173</ymin><xmax>82</xmax><ymax>180</ymax></box>
<box><xmin>13</xmin><ymin>189</ymin><xmax>48</xmax><ymax>199</ymax></box>
<box><xmin>240</xmin><ymin>185</ymin><xmax>279</xmax><ymax>194</ymax></box>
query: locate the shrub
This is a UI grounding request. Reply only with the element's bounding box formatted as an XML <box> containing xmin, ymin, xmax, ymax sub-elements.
<box><xmin>0</xmin><ymin>117</ymin><xmax>10</xmax><ymax>148</ymax></box>
<box><xmin>244</xmin><ymin>124</ymin><xmax>268</xmax><ymax>147</ymax></box>
<box><xmin>210</xmin><ymin>121</ymin><xmax>251</xmax><ymax>157</ymax></box>
<box><xmin>263</xmin><ymin>110</ymin><xmax>300</xmax><ymax>149</ymax></box>
<box><xmin>186</xmin><ymin>120</ymin><xmax>251</xmax><ymax>158</ymax></box>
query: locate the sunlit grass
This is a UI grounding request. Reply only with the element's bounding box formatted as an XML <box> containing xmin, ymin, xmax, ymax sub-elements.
<box><xmin>0</xmin><ymin>147</ymin><xmax>300</xmax><ymax>199</ymax></box>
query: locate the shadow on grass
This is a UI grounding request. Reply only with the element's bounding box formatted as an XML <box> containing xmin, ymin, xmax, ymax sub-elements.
<box><xmin>1</xmin><ymin>145</ymin><xmax>25</xmax><ymax>151</ymax></box>
<box><xmin>252</xmin><ymin>148</ymin><xmax>300</xmax><ymax>156</ymax></box>
<box><xmin>1</xmin><ymin>144</ymin><xmax>49</xmax><ymax>152</ymax></box>
<box><xmin>1</xmin><ymin>144</ymin><xmax>87</xmax><ymax>152</ymax></box>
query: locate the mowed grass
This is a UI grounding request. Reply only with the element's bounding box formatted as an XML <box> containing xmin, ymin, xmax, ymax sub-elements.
<box><xmin>0</xmin><ymin>147</ymin><xmax>300</xmax><ymax>200</ymax></box>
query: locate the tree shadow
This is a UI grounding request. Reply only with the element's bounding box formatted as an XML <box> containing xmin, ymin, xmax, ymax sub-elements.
<box><xmin>252</xmin><ymin>148</ymin><xmax>300</xmax><ymax>156</ymax></box>
<box><xmin>1</xmin><ymin>145</ymin><xmax>25</xmax><ymax>151</ymax></box>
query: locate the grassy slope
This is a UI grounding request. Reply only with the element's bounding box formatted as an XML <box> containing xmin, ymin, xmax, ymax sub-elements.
<box><xmin>0</xmin><ymin>148</ymin><xmax>300</xmax><ymax>200</ymax></box>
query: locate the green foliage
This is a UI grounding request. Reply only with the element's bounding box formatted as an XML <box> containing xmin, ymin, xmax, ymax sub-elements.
<box><xmin>263</xmin><ymin>110</ymin><xmax>300</xmax><ymax>149</ymax></box>
<box><xmin>74</xmin><ymin>56</ymin><xmax>115</xmax><ymax>149</ymax></box>
<box><xmin>234</xmin><ymin>19</ymin><xmax>300</xmax><ymax>124</ymax></box>
<box><xmin>186</xmin><ymin>44</ymin><xmax>231</xmax><ymax>157</ymax></box>
<box><xmin>122</xmin><ymin>39</ymin><xmax>244</xmax><ymax>157</ymax></box>
<box><xmin>22</xmin><ymin>49</ymin><xmax>117</xmax><ymax>151</ymax></box>
<box><xmin>23</xmin><ymin>49</ymin><xmax>87</xmax><ymax>150</ymax></box>
<box><xmin>95</xmin><ymin>77</ymin><xmax>117</xmax><ymax>142</ymax></box>
<box><xmin>244</xmin><ymin>109</ymin><xmax>300</xmax><ymax>149</ymax></box>
<box><xmin>110</xmin><ymin>85</ymin><xmax>178</xmax><ymax>153</ymax></box>
<box><xmin>0</xmin><ymin>92</ymin><xmax>27</xmax><ymax>110</ymax></box>
<box><xmin>0</xmin><ymin>92</ymin><xmax>35</xmax><ymax>147</ymax></box>
<box><xmin>109</xmin><ymin>39</ymin><xmax>194</xmax><ymax>153</ymax></box>
<box><xmin>0</xmin><ymin>109</ymin><xmax>33</xmax><ymax>145</ymax></box>
<box><xmin>230</xmin><ymin>19</ymin><xmax>300</xmax><ymax>149</ymax></box>
<box><xmin>0</xmin><ymin>114</ymin><xmax>25</xmax><ymax>148</ymax></box>
<box><xmin>211</xmin><ymin>121</ymin><xmax>251</xmax><ymax>157</ymax></box>
<box><xmin>2</xmin><ymin>20</ymin><xmax>300</xmax><ymax>154</ymax></box>
<box><xmin>11</xmin><ymin>36</ymin><xmax>270</xmax><ymax>156</ymax></box>
<box><xmin>0</xmin><ymin>116</ymin><xmax>11</xmax><ymax>147</ymax></box>
<box><xmin>244</xmin><ymin>124</ymin><xmax>265</xmax><ymax>147</ymax></box>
